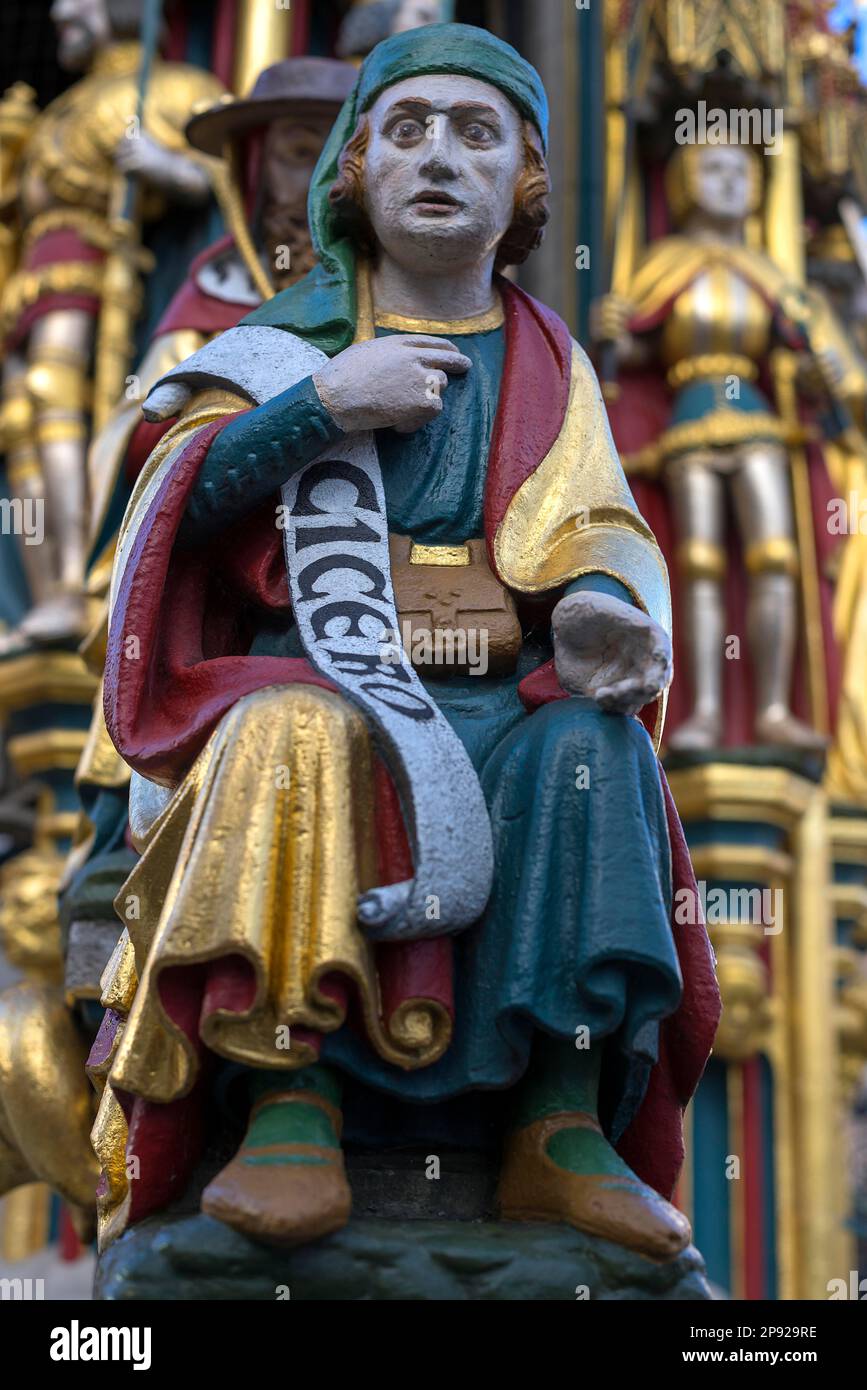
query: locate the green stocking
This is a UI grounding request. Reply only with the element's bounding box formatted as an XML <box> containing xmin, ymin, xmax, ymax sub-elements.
<box><xmin>514</xmin><ymin>1034</ymin><xmax>637</xmax><ymax>1180</ymax></box>
<box><xmin>241</xmin><ymin>1064</ymin><xmax>342</xmax><ymax>1159</ymax></box>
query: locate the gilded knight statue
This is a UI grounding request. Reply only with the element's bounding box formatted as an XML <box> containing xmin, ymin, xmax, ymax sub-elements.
<box><xmin>0</xmin><ymin>0</ymin><xmax>222</xmax><ymax>652</ymax></box>
<box><xmin>595</xmin><ymin>140</ymin><xmax>863</xmax><ymax>753</ymax></box>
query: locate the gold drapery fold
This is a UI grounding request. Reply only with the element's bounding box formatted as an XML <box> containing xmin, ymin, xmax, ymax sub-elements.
<box><xmin>109</xmin><ymin>387</ymin><xmax>250</xmax><ymax>621</ymax></box>
<box><xmin>105</xmin><ymin>685</ymin><xmax>452</xmax><ymax>1106</ymax></box>
<box><xmin>625</xmin><ymin>236</ymin><xmax>792</xmax><ymax>327</ymax></box>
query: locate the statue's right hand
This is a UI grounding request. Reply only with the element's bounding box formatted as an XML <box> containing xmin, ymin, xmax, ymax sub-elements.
<box><xmin>312</xmin><ymin>335</ymin><xmax>472</xmax><ymax>434</ymax></box>
<box><xmin>589</xmin><ymin>293</ymin><xmax>633</xmax><ymax>346</ymax></box>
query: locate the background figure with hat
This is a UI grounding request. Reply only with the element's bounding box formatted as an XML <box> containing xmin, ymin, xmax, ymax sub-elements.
<box><xmin>87</xmin><ymin>56</ymin><xmax>358</xmax><ymax>607</ymax></box>
<box><xmin>95</xmin><ymin>23</ymin><xmax>719</xmax><ymax>1268</ymax></box>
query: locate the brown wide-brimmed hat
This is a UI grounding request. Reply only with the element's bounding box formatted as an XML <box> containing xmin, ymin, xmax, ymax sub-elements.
<box><xmin>186</xmin><ymin>58</ymin><xmax>357</xmax><ymax>156</ymax></box>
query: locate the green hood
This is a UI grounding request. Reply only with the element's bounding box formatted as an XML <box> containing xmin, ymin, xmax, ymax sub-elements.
<box><xmin>241</xmin><ymin>23</ymin><xmax>548</xmax><ymax>354</ymax></box>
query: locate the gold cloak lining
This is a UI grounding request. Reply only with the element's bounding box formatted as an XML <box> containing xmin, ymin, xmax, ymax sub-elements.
<box><xmin>104</xmin><ymin>685</ymin><xmax>453</xmax><ymax>1106</ymax></box>
<box><xmin>494</xmin><ymin>340</ymin><xmax>672</xmax><ymax>747</ymax></box>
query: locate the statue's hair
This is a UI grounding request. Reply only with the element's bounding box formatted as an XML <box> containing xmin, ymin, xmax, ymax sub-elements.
<box><xmin>335</xmin><ymin>0</ymin><xmax>402</xmax><ymax>60</ymax></box>
<box><xmin>328</xmin><ymin>114</ymin><xmax>550</xmax><ymax>268</ymax></box>
<box><xmin>665</xmin><ymin>142</ymin><xmax>763</xmax><ymax>225</ymax></box>
<box><xmin>106</xmin><ymin>0</ymin><xmax>146</xmax><ymax>37</ymax></box>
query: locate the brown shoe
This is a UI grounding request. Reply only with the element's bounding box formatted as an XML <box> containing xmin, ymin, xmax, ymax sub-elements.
<box><xmin>201</xmin><ymin>1090</ymin><xmax>351</xmax><ymax>1247</ymax></box>
<box><xmin>497</xmin><ymin>1112</ymin><xmax>692</xmax><ymax>1262</ymax></box>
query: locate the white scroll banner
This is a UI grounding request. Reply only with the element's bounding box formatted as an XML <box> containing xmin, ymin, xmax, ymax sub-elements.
<box><xmin>148</xmin><ymin>324</ymin><xmax>494</xmax><ymax>941</ymax></box>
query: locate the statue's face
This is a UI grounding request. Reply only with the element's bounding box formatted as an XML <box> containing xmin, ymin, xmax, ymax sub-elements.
<box><xmin>363</xmin><ymin>75</ymin><xmax>524</xmax><ymax>273</ymax></box>
<box><xmin>392</xmin><ymin>0</ymin><xmax>442</xmax><ymax>33</ymax></box>
<box><xmin>51</xmin><ymin>0</ymin><xmax>111</xmax><ymax>71</ymax></box>
<box><xmin>261</xmin><ymin>117</ymin><xmax>331</xmax><ymax>288</ymax></box>
<box><xmin>262</xmin><ymin>117</ymin><xmax>329</xmax><ymax>215</ymax></box>
<box><xmin>692</xmin><ymin>144</ymin><xmax>755</xmax><ymax>222</ymax></box>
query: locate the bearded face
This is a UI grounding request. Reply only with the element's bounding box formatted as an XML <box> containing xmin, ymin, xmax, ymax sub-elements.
<box><xmin>50</xmin><ymin>0</ymin><xmax>112</xmax><ymax>71</ymax></box>
<box><xmin>259</xmin><ymin>117</ymin><xmax>332</xmax><ymax>290</ymax></box>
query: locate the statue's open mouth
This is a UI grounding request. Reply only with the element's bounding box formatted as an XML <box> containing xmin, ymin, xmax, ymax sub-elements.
<box><xmin>409</xmin><ymin>190</ymin><xmax>463</xmax><ymax>215</ymax></box>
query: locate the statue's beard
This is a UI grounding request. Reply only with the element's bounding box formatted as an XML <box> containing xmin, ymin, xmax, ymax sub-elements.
<box><xmin>261</xmin><ymin>208</ymin><xmax>316</xmax><ymax>290</ymax></box>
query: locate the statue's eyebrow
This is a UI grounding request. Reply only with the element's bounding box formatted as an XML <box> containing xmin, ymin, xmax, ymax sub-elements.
<box><xmin>381</xmin><ymin>97</ymin><xmax>434</xmax><ymax>126</ymax></box>
<box><xmin>380</xmin><ymin>97</ymin><xmax>504</xmax><ymax>128</ymax></box>
<box><xmin>447</xmin><ymin>101</ymin><xmax>503</xmax><ymax>124</ymax></box>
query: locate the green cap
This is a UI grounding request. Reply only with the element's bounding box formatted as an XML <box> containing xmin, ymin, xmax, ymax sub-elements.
<box><xmin>243</xmin><ymin>23</ymin><xmax>547</xmax><ymax>354</ymax></box>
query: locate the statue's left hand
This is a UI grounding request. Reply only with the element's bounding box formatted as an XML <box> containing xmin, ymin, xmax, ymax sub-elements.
<box><xmin>552</xmin><ymin>590</ymin><xmax>672</xmax><ymax>716</ymax></box>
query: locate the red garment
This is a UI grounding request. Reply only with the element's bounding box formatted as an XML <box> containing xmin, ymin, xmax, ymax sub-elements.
<box><xmin>154</xmin><ymin>233</ymin><xmax>257</xmax><ymax>338</ymax></box>
<box><xmin>121</xmin><ymin>235</ymin><xmax>260</xmax><ymax>485</ymax></box>
<box><xmin>4</xmin><ymin>227</ymin><xmax>104</xmax><ymax>352</ymax></box>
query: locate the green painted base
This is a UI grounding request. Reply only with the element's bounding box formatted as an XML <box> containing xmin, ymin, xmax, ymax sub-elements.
<box><xmin>95</xmin><ymin>1212</ymin><xmax>714</xmax><ymax>1301</ymax></box>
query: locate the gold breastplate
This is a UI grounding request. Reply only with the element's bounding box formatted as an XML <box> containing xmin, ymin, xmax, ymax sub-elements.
<box><xmin>20</xmin><ymin>48</ymin><xmax>141</xmax><ymax>219</ymax></box>
<box><xmin>660</xmin><ymin>262</ymin><xmax>773</xmax><ymax>370</ymax></box>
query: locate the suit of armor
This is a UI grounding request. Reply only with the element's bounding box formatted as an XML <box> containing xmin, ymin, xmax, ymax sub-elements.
<box><xmin>599</xmin><ymin>142</ymin><xmax>852</xmax><ymax>750</ymax></box>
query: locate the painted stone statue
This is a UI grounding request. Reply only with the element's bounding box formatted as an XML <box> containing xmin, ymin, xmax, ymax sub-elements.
<box><xmin>596</xmin><ymin>141</ymin><xmax>862</xmax><ymax>753</ymax></box>
<box><xmin>96</xmin><ymin>24</ymin><xmax>720</xmax><ymax>1265</ymax></box>
<box><xmin>0</xmin><ymin>0</ymin><xmax>222</xmax><ymax>651</ymax></box>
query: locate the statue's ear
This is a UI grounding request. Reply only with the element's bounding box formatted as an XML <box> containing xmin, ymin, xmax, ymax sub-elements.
<box><xmin>495</xmin><ymin>121</ymin><xmax>550</xmax><ymax>270</ymax></box>
<box><xmin>523</xmin><ymin>121</ymin><xmax>545</xmax><ymax>159</ymax></box>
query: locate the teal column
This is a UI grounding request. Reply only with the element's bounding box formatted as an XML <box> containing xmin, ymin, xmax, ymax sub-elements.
<box><xmin>574</xmin><ymin>0</ymin><xmax>605</xmax><ymax>344</ymax></box>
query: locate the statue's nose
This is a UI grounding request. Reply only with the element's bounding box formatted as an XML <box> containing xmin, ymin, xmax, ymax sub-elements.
<box><xmin>418</xmin><ymin>142</ymin><xmax>460</xmax><ymax>181</ymax></box>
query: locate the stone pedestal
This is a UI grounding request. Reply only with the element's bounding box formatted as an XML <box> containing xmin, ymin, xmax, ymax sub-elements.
<box><xmin>95</xmin><ymin>1147</ymin><xmax>714</xmax><ymax>1301</ymax></box>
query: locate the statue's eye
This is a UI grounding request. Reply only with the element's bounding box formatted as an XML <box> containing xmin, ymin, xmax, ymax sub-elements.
<box><xmin>392</xmin><ymin>120</ymin><xmax>425</xmax><ymax>143</ymax></box>
<box><xmin>463</xmin><ymin>123</ymin><xmax>495</xmax><ymax>146</ymax></box>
